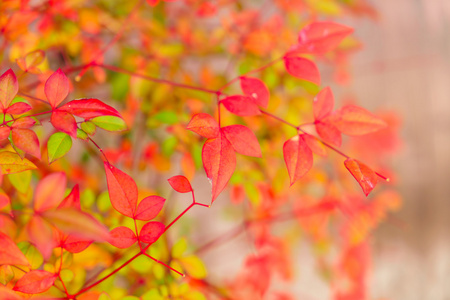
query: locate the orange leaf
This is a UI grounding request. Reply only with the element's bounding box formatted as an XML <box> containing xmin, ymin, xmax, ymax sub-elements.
<box><xmin>283</xmin><ymin>135</ymin><xmax>313</xmax><ymax>185</ymax></box>
<box><xmin>221</xmin><ymin>125</ymin><xmax>262</xmax><ymax>157</ymax></box>
<box><xmin>186</xmin><ymin>113</ymin><xmax>219</xmax><ymax>139</ymax></box>
<box><xmin>0</xmin><ymin>69</ymin><xmax>18</xmax><ymax>111</ymax></box>
<box><xmin>13</xmin><ymin>270</ymin><xmax>56</xmax><ymax>294</ymax></box>
<box><xmin>11</xmin><ymin>128</ymin><xmax>41</xmax><ymax>159</ymax></box>
<box><xmin>202</xmin><ymin>134</ymin><xmax>236</xmax><ymax>203</ymax></box>
<box><xmin>0</xmin><ymin>232</ymin><xmax>29</xmax><ymax>266</ymax></box>
<box><xmin>313</xmin><ymin>87</ymin><xmax>334</xmax><ymax>120</ymax></box>
<box><xmin>34</xmin><ymin>172</ymin><xmax>66</xmax><ymax>212</ymax></box>
<box><xmin>344</xmin><ymin>158</ymin><xmax>378</xmax><ymax>196</ymax></box>
<box><xmin>327</xmin><ymin>105</ymin><xmax>387</xmax><ymax>136</ymax></box>
<box><xmin>220</xmin><ymin>95</ymin><xmax>261</xmax><ymax>116</ymax></box>
<box><xmin>51</xmin><ymin>110</ymin><xmax>77</xmax><ymax>137</ymax></box>
<box><xmin>303</xmin><ymin>134</ymin><xmax>327</xmax><ymax>157</ymax></box>
<box><xmin>284</xmin><ymin>56</ymin><xmax>320</xmax><ymax>85</ymax></box>
<box><xmin>168</xmin><ymin>175</ymin><xmax>192</xmax><ymax>193</ymax></box>
<box><xmin>315</xmin><ymin>121</ymin><xmax>341</xmax><ymax>147</ymax></box>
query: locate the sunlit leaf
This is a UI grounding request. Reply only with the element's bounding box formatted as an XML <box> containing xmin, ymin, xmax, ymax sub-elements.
<box><xmin>283</xmin><ymin>135</ymin><xmax>313</xmax><ymax>185</ymax></box>
<box><xmin>186</xmin><ymin>113</ymin><xmax>219</xmax><ymax>139</ymax></box>
<box><xmin>108</xmin><ymin>226</ymin><xmax>137</xmax><ymax>249</ymax></box>
<box><xmin>344</xmin><ymin>158</ymin><xmax>378</xmax><ymax>196</ymax></box>
<box><xmin>139</xmin><ymin>221</ymin><xmax>165</xmax><ymax>244</ymax></box>
<box><xmin>104</xmin><ymin>162</ymin><xmax>137</xmax><ymax>218</ymax></box>
<box><xmin>50</xmin><ymin>110</ymin><xmax>77</xmax><ymax>137</ymax></box>
<box><xmin>220</xmin><ymin>95</ymin><xmax>261</xmax><ymax>116</ymax></box>
<box><xmin>0</xmin><ymin>151</ymin><xmax>36</xmax><ymax>174</ymax></box>
<box><xmin>44</xmin><ymin>69</ymin><xmax>69</xmax><ymax>108</ymax></box>
<box><xmin>0</xmin><ymin>69</ymin><xmax>18</xmax><ymax>111</ymax></box>
<box><xmin>168</xmin><ymin>175</ymin><xmax>193</xmax><ymax>193</ymax></box>
<box><xmin>13</xmin><ymin>270</ymin><xmax>56</xmax><ymax>294</ymax></box>
<box><xmin>91</xmin><ymin>116</ymin><xmax>127</xmax><ymax>132</ymax></box>
<box><xmin>134</xmin><ymin>196</ymin><xmax>166</xmax><ymax>221</ymax></box>
<box><xmin>221</xmin><ymin>125</ymin><xmax>262</xmax><ymax>158</ymax></box>
<box><xmin>47</xmin><ymin>132</ymin><xmax>72</xmax><ymax>164</ymax></box>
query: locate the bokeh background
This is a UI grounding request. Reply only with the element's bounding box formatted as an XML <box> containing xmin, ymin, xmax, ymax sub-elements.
<box><xmin>348</xmin><ymin>0</ymin><xmax>450</xmax><ymax>298</ymax></box>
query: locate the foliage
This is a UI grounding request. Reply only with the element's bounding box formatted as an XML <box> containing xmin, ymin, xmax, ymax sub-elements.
<box><xmin>0</xmin><ymin>0</ymin><xmax>400</xmax><ymax>299</ymax></box>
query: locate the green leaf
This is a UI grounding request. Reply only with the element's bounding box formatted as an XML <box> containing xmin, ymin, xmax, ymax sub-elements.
<box><xmin>80</xmin><ymin>121</ymin><xmax>96</xmax><ymax>135</ymax></box>
<box><xmin>76</xmin><ymin>129</ymin><xmax>88</xmax><ymax>141</ymax></box>
<box><xmin>91</xmin><ymin>116</ymin><xmax>127</xmax><ymax>132</ymax></box>
<box><xmin>8</xmin><ymin>170</ymin><xmax>32</xmax><ymax>194</ymax></box>
<box><xmin>47</xmin><ymin>132</ymin><xmax>72</xmax><ymax>164</ymax></box>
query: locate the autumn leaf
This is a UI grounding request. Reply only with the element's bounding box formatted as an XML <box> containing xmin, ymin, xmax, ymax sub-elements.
<box><xmin>291</xmin><ymin>21</ymin><xmax>354</xmax><ymax>55</ymax></box>
<box><xmin>284</xmin><ymin>56</ymin><xmax>320</xmax><ymax>85</ymax></box>
<box><xmin>26</xmin><ymin>215</ymin><xmax>57</xmax><ymax>259</ymax></box>
<box><xmin>0</xmin><ymin>151</ymin><xmax>36</xmax><ymax>174</ymax></box>
<box><xmin>0</xmin><ymin>285</ymin><xmax>21</xmax><ymax>299</ymax></box>
<box><xmin>186</xmin><ymin>113</ymin><xmax>219</xmax><ymax>139</ymax></box>
<box><xmin>0</xmin><ymin>69</ymin><xmax>18</xmax><ymax>111</ymax></box>
<box><xmin>34</xmin><ymin>172</ymin><xmax>66</xmax><ymax>212</ymax></box>
<box><xmin>0</xmin><ymin>232</ymin><xmax>29</xmax><ymax>266</ymax></box>
<box><xmin>134</xmin><ymin>196</ymin><xmax>166</xmax><ymax>221</ymax></box>
<box><xmin>42</xmin><ymin>208</ymin><xmax>110</xmax><ymax>241</ymax></box>
<box><xmin>240</xmin><ymin>76</ymin><xmax>270</xmax><ymax>108</ymax></box>
<box><xmin>168</xmin><ymin>175</ymin><xmax>193</xmax><ymax>193</ymax></box>
<box><xmin>58</xmin><ymin>184</ymin><xmax>80</xmax><ymax>210</ymax></box>
<box><xmin>104</xmin><ymin>162</ymin><xmax>138</xmax><ymax>218</ymax></box>
<box><xmin>221</xmin><ymin>125</ymin><xmax>262</xmax><ymax>157</ymax></box>
<box><xmin>11</xmin><ymin>117</ymin><xmax>35</xmax><ymax>129</ymax></box>
<box><xmin>283</xmin><ymin>134</ymin><xmax>313</xmax><ymax>185</ymax></box>
<box><xmin>16</xmin><ymin>49</ymin><xmax>45</xmax><ymax>74</ymax></box>
<box><xmin>59</xmin><ymin>98</ymin><xmax>122</xmax><ymax>119</ymax></box>
<box><xmin>6</xmin><ymin>102</ymin><xmax>32</xmax><ymax>115</ymax></box>
<box><xmin>44</xmin><ymin>69</ymin><xmax>69</xmax><ymax>108</ymax></box>
<box><xmin>303</xmin><ymin>134</ymin><xmax>327</xmax><ymax>157</ymax></box>
<box><xmin>50</xmin><ymin>110</ymin><xmax>77</xmax><ymax>137</ymax></box>
<box><xmin>13</xmin><ymin>270</ymin><xmax>56</xmax><ymax>294</ymax></box>
<box><xmin>220</xmin><ymin>95</ymin><xmax>261</xmax><ymax>116</ymax></box>
<box><xmin>11</xmin><ymin>128</ymin><xmax>41</xmax><ymax>159</ymax></box>
<box><xmin>315</xmin><ymin>121</ymin><xmax>342</xmax><ymax>147</ymax></box>
<box><xmin>139</xmin><ymin>221</ymin><xmax>165</xmax><ymax>244</ymax></box>
<box><xmin>344</xmin><ymin>158</ymin><xmax>378</xmax><ymax>196</ymax></box>
<box><xmin>326</xmin><ymin>105</ymin><xmax>387</xmax><ymax>136</ymax></box>
<box><xmin>202</xmin><ymin>134</ymin><xmax>236</xmax><ymax>203</ymax></box>
<box><xmin>313</xmin><ymin>87</ymin><xmax>334</xmax><ymax>120</ymax></box>
<box><xmin>109</xmin><ymin>226</ymin><xmax>137</xmax><ymax>249</ymax></box>
<box><xmin>61</xmin><ymin>235</ymin><xmax>92</xmax><ymax>253</ymax></box>
<box><xmin>0</xmin><ymin>127</ymin><xmax>10</xmax><ymax>140</ymax></box>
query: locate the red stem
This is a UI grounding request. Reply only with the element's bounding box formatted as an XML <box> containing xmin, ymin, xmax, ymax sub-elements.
<box><xmin>143</xmin><ymin>253</ymin><xmax>185</xmax><ymax>277</ymax></box>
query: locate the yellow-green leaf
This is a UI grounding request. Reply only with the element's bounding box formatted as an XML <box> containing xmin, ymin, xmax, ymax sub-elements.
<box><xmin>47</xmin><ymin>132</ymin><xmax>72</xmax><ymax>164</ymax></box>
<box><xmin>91</xmin><ymin>116</ymin><xmax>127</xmax><ymax>132</ymax></box>
<box><xmin>8</xmin><ymin>170</ymin><xmax>31</xmax><ymax>194</ymax></box>
<box><xmin>0</xmin><ymin>151</ymin><xmax>36</xmax><ymax>174</ymax></box>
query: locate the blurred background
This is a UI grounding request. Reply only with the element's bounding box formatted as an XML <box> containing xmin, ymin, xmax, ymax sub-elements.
<box><xmin>349</xmin><ymin>0</ymin><xmax>450</xmax><ymax>298</ymax></box>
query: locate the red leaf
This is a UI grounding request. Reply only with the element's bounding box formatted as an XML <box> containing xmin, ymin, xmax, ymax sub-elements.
<box><xmin>303</xmin><ymin>134</ymin><xmax>327</xmax><ymax>157</ymax></box>
<box><xmin>58</xmin><ymin>184</ymin><xmax>80</xmax><ymax>210</ymax></box>
<box><xmin>344</xmin><ymin>158</ymin><xmax>378</xmax><ymax>196</ymax></box>
<box><xmin>283</xmin><ymin>134</ymin><xmax>313</xmax><ymax>185</ymax></box>
<box><xmin>6</xmin><ymin>102</ymin><xmax>32</xmax><ymax>115</ymax></box>
<box><xmin>62</xmin><ymin>235</ymin><xmax>92</xmax><ymax>253</ymax></box>
<box><xmin>0</xmin><ymin>127</ymin><xmax>10</xmax><ymax>140</ymax></box>
<box><xmin>284</xmin><ymin>56</ymin><xmax>320</xmax><ymax>85</ymax></box>
<box><xmin>0</xmin><ymin>285</ymin><xmax>22</xmax><ymax>299</ymax></box>
<box><xmin>11</xmin><ymin>117</ymin><xmax>36</xmax><ymax>129</ymax></box>
<box><xmin>0</xmin><ymin>232</ymin><xmax>29</xmax><ymax>266</ymax></box>
<box><xmin>313</xmin><ymin>87</ymin><xmax>334</xmax><ymax>120</ymax></box>
<box><xmin>108</xmin><ymin>226</ymin><xmax>137</xmax><ymax>249</ymax></box>
<box><xmin>0</xmin><ymin>190</ymin><xmax>10</xmax><ymax>211</ymax></box>
<box><xmin>104</xmin><ymin>162</ymin><xmax>137</xmax><ymax>218</ymax></box>
<box><xmin>134</xmin><ymin>195</ymin><xmax>166</xmax><ymax>221</ymax></box>
<box><xmin>44</xmin><ymin>69</ymin><xmax>69</xmax><ymax>108</ymax></box>
<box><xmin>168</xmin><ymin>175</ymin><xmax>193</xmax><ymax>193</ymax></box>
<box><xmin>240</xmin><ymin>77</ymin><xmax>270</xmax><ymax>108</ymax></box>
<box><xmin>34</xmin><ymin>172</ymin><xmax>66</xmax><ymax>212</ymax></box>
<box><xmin>139</xmin><ymin>221</ymin><xmax>165</xmax><ymax>244</ymax></box>
<box><xmin>51</xmin><ymin>110</ymin><xmax>77</xmax><ymax>137</ymax></box>
<box><xmin>220</xmin><ymin>95</ymin><xmax>261</xmax><ymax>116</ymax></box>
<box><xmin>13</xmin><ymin>270</ymin><xmax>56</xmax><ymax>294</ymax></box>
<box><xmin>221</xmin><ymin>125</ymin><xmax>262</xmax><ymax>157</ymax></box>
<box><xmin>11</xmin><ymin>128</ymin><xmax>41</xmax><ymax>159</ymax></box>
<box><xmin>59</xmin><ymin>98</ymin><xmax>121</xmax><ymax>119</ymax></box>
<box><xmin>315</xmin><ymin>121</ymin><xmax>342</xmax><ymax>147</ymax></box>
<box><xmin>186</xmin><ymin>113</ymin><xmax>219</xmax><ymax>139</ymax></box>
<box><xmin>292</xmin><ymin>21</ymin><xmax>353</xmax><ymax>55</ymax></box>
<box><xmin>0</xmin><ymin>69</ymin><xmax>18</xmax><ymax>111</ymax></box>
<box><xmin>326</xmin><ymin>105</ymin><xmax>388</xmax><ymax>136</ymax></box>
<box><xmin>202</xmin><ymin>134</ymin><xmax>236</xmax><ymax>203</ymax></box>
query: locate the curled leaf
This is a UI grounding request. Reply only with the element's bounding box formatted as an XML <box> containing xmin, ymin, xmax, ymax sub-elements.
<box><xmin>283</xmin><ymin>135</ymin><xmax>313</xmax><ymax>185</ymax></box>
<box><xmin>344</xmin><ymin>158</ymin><xmax>378</xmax><ymax>196</ymax></box>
